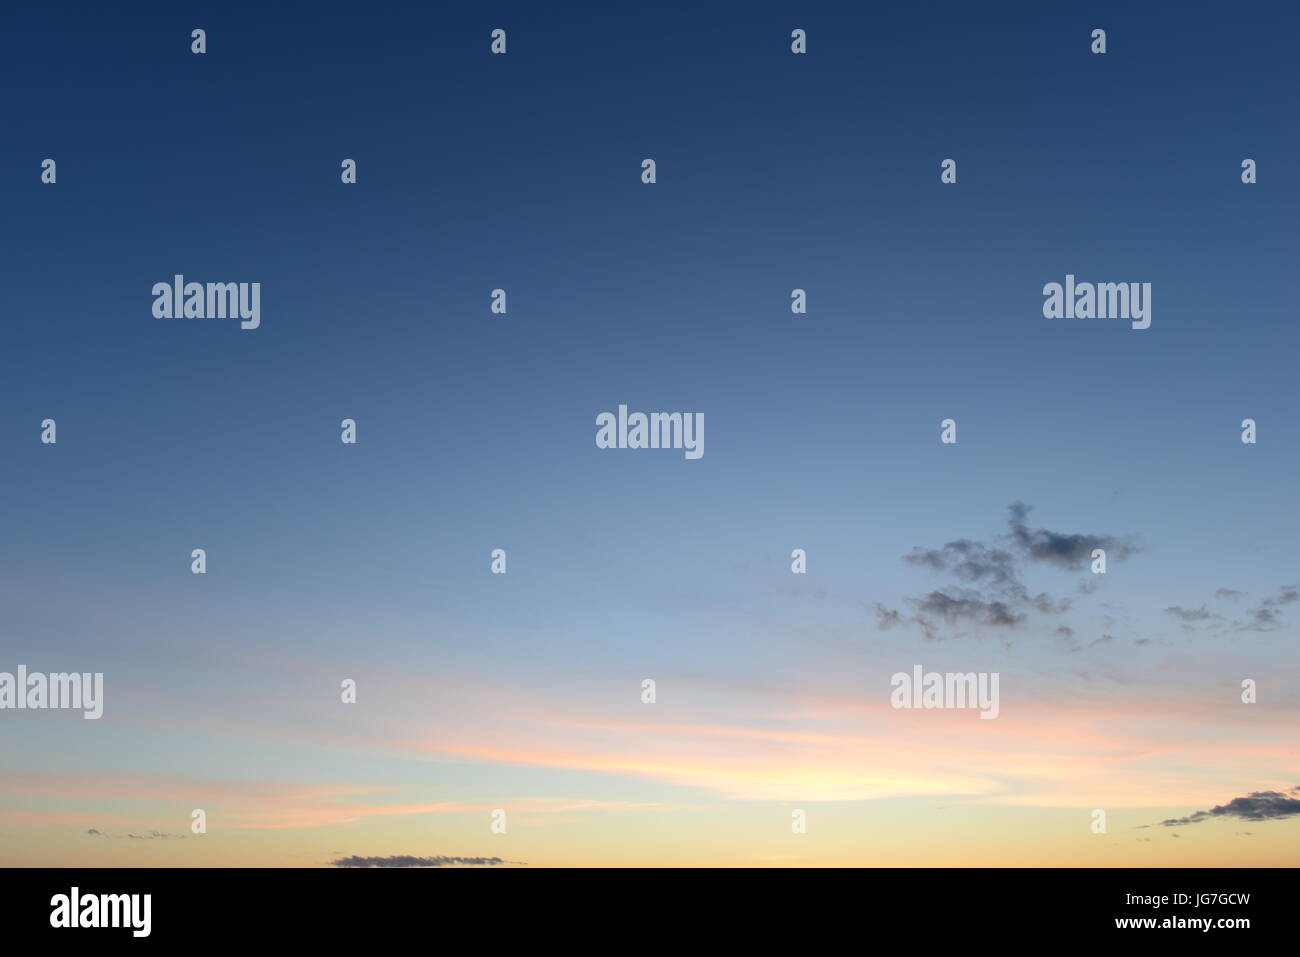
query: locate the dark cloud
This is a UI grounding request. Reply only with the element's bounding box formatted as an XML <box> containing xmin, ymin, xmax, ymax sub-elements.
<box><xmin>1157</xmin><ymin>787</ymin><xmax>1300</xmax><ymax>826</ymax></box>
<box><xmin>881</xmin><ymin>503</ymin><xmax>1136</xmax><ymax>641</ymax></box>
<box><xmin>1007</xmin><ymin>502</ymin><xmax>1138</xmax><ymax>570</ymax></box>
<box><xmin>1215</xmin><ymin>588</ymin><xmax>1243</xmax><ymax>601</ymax></box>
<box><xmin>903</xmin><ymin>540</ymin><xmax>1017</xmax><ymax>587</ymax></box>
<box><xmin>330</xmin><ymin>855</ymin><xmax>520</xmax><ymax>868</ymax></box>
<box><xmin>911</xmin><ymin>590</ymin><xmax>1024</xmax><ymax>629</ymax></box>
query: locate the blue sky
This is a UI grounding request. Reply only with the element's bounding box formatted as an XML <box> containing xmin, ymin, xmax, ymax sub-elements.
<box><xmin>2</xmin><ymin>1</ymin><xmax>1298</xmax><ymax>865</ymax></box>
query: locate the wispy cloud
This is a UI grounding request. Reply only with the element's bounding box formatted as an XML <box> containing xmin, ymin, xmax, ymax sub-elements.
<box><xmin>86</xmin><ymin>828</ymin><xmax>186</xmax><ymax>840</ymax></box>
<box><xmin>1163</xmin><ymin>605</ymin><xmax>1219</xmax><ymax>623</ymax></box>
<box><xmin>0</xmin><ymin>775</ymin><xmax>666</xmax><ymax>831</ymax></box>
<box><xmin>1160</xmin><ymin>584</ymin><xmax>1298</xmax><ymax>634</ymax></box>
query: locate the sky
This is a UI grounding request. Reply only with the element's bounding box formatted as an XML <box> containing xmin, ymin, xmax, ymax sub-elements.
<box><xmin>2</xmin><ymin>0</ymin><xmax>1298</xmax><ymax>867</ymax></box>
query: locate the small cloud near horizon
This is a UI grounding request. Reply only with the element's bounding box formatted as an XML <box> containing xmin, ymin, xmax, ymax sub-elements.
<box><xmin>1156</xmin><ymin>787</ymin><xmax>1300</xmax><ymax>827</ymax></box>
<box><xmin>330</xmin><ymin>854</ymin><xmax>523</xmax><ymax>868</ymax></box>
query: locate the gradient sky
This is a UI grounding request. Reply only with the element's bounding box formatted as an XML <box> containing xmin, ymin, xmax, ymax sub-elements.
<box><xmin>2</xmin><ymin>1</ymin><xmax>1298</xmax><ymax>866</ymax></box>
